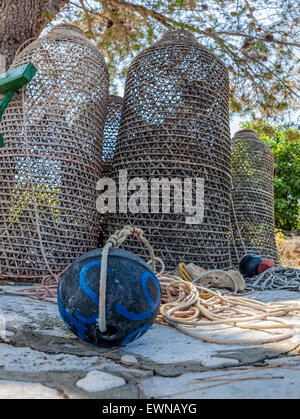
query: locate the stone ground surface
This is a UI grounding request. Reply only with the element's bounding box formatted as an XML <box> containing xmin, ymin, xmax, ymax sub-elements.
<box><xmin>1</xmin><ymin>283</ymin><xmax>300</xmax><ymax>399</ymax></box>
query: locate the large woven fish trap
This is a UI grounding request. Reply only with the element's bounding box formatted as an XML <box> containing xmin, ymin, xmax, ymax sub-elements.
<box><xmin>102</xmin><ymin>95</ymin><xmax>123</xmax><ymax>175</ymax></box>
<box><xmin>106</xmin><ymin>30</ymin><xmax>232</xmax><ymax>271</ymax></box>
<box><xmin>0</xmin><ymin>24</ymin><xmax>109</xmax><ymax>281</ymax></box>
<box><xmin>230</xmin><ymin>129</ymin><xmax>278</xmax><ymax>267</ymax></box>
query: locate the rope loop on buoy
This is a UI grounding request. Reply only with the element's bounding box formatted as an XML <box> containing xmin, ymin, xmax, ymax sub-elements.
<box><xmin>98</xmin><ymin>225</ymin><xmax>157</xmax><ymax>332</ymax></box>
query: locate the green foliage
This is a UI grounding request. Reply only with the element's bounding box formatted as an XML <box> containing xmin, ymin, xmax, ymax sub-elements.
<box><xmin>49</xmin><ymin>0</ymin><xmax>299</xmax><ymax>121</ymax></box>
<box><xmin>243</xmin><ymin>120</ymin><xmax>300</xmax><ymax>231</ymax></box>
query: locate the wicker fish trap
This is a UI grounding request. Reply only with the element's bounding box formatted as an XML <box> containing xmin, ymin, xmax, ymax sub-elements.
<box><xmin>230</xmin><ymin>129</ymin><xmax>278</xmax><ymax>266</ymax></box>
<box><xmin>106</xmin><ymin>30</ymin><xmax>232</xmax><ymax>271</ymax></box>
<box><xmin>98</xmin><ymin>95</ymin><xmax>123</xmax><ymax>248</ymax></box>
<box><xmin>0</xmin><ymin>24</ymin><xmax>109</xmax><ymax>281</ymax></box>
<box><xmin>102</xmin><ymin>95</ymin><xmax>123</xmax><ymax>174</ymax></box>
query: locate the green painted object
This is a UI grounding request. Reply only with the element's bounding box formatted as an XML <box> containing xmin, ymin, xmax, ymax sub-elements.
<box><xmin>0</xmin><ymin>62</ymin><xmax>37</xmax><ymax>147</ymax></box>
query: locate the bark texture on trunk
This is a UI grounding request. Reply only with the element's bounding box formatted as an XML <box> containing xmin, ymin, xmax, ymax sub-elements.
<box><xmin>0</xmin><ymin>0</ymin><xmax>69</xmax><ymax>69</ymax></box>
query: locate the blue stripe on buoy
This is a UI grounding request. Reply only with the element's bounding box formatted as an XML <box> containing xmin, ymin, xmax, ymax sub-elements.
<box><xmin>121</xmin><ymin>323</ymin><xmax>152</xmax><ymax>345</ymax></box>
<box><xmin>57</xmin><ymin>283</ymin><xmax>87</xmax><ymax>340</ymax></box>
<box><xmin>75</xmin><ymin>311</ymin><xmax>99</xmax><ymax>324</ymax></box>
<box><xmin>78</xmin><ymin>260</ymin><xmax>101</xmax><ymax>305</ymax></box>
<box><xmin>115</xmin><ymin>271</ymin><xmax>160</xmax><ymax>321</ymax></box>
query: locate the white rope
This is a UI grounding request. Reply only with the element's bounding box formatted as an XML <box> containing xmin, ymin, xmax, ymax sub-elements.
<box><xmin>97</xmin><ymin>226</ymin><xmax>300</xmax><ymax>346</ymax></box>
<box><xmin>247</xmin><ymin>266</ymin><xmax>300</xmax><ymax>291</ymax></box>
<box><xmin>147</xmin><ymin>256</ymin><xmax>165</xmax><ymax>276</ymax></box>
<box><xmin>158</xmin><ymin>275</ymin><xmax>300</xmax><ymax>346</ymax></box>
<box><xmin>98</xmin><ymin>242</ymin><xmax>112</xmax><ymax>332</ymax></box>
<box><xmin>98</xmin><ymin>225</ymin><xmax>157</xmax><ymax>332</ymax></box>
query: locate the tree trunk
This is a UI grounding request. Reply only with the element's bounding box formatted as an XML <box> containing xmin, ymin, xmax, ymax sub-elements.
<box><xmin>0</xmin><ymin>0</ymin><xmax>69</xmax><ymax>70</ymax></box>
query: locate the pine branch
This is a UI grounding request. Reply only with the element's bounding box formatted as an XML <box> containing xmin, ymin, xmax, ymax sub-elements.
<box><xmin>94</xmin><ymin>0</ymin><xmax>300</xmax><ymax>48</ymax></box>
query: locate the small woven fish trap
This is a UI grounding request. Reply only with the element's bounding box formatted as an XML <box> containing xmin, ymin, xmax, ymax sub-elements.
<box><xmin>106</xmin><ymin>30</ymin><xmax>232</xmax><ymax>271</ymax></box>
<box><xmin>0</xmin><ymin>24</ymin><xmax>109</xmax><ymax>281</ymax></box>
<box><xmin>102</xmin><ymin>95</ymin><xmax>123</xmax><ymax>174</ymax></box>
<box><xmin>230</xmin><ymin>129</ymin><xmax>278</xmax><ymax>266</ymax></box>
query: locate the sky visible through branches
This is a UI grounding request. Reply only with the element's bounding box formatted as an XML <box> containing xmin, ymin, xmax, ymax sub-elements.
<box><xmin>42</xmin><ymin>0</ymin><xmax>300</xmax><ymax>129</ymax></box>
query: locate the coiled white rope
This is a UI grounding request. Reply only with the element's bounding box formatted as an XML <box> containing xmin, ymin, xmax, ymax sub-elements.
<box><xmin>247</xmin><ymin>266</ymin><xmax>300</xmax><ymax>291</ymax></box>
<box><xmin>157</xmin><ymin>275</ymin><xmax>300</xmax><ymax>345</ymax></box>
<box><xmin>98</xmin><ymin>226</ymin><xmax>300</xmax><ymax>346</ymax></box>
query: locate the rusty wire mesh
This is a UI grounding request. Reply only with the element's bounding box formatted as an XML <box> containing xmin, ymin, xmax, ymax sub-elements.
<box><xmin>230</xmin><ymin>129</ymin><xmax>278</xmax><ymax>266</ymax></box>
<box><xmin>102</xmin><ymin>95</ymin><xmax>123</xmax><ymax>175</ymax></box>
<box><xmin>106</xmin><ymin>30</ymin><xmax>232</xmax><ymax>271</ymax></box>
<box><xmin>0</xmin><ymin>24</ymin><xmax>109</xmax><ymax>281</ymax></box>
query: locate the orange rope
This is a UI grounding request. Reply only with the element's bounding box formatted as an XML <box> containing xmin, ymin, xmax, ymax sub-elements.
<box><xmin>12</xmin><ymin>264</ymin><xmax>70</xmax><ymax>300</ymax></box>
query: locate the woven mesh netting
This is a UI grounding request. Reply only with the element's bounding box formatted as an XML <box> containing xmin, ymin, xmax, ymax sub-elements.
<box><xmin>102</xmin><ymin>95</ymin><xmax>123</xmax><ymax>174</ymax></box>
<box><xmin>106</xmin><ymin>30</ymin><xmax>232</xmax><ymax>271</ymax></box>
<box><xmin>98</xmin><ymin>95</ymin><xmax>123</xmax><ymax>247</ymax></box>
<box><xmin>0</xmin><ymin>24</ymin><xmax>109</xmax><ymax>281</ymax></box>
<box><xmin>230</xmin><ymin>129</ymin><xmax>278</xmax><ymax>266</ymax></box>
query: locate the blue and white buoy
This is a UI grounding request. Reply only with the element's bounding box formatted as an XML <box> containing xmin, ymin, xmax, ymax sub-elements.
<box><xmin>57</xmin><ymin>247</ymin><xmax>161</xmax><ymax>347</ymax></box>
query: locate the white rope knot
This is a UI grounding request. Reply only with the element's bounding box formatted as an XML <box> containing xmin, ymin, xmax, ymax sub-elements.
<box><xmin>105</xmin><ymin>226</ymin><xmax>143</xmax><ymax>248</ymax></box>
<box><xmin>98</xmin><ymin>226</ymin><xmax>155</xmax><ymax>333</ymax></box>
